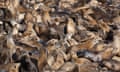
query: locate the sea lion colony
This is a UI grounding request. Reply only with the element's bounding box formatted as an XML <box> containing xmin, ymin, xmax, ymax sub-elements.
<box><xmin>0</xmin><ymin>0</ymin><xmax>120</xmax><ymax>72</ymax></box>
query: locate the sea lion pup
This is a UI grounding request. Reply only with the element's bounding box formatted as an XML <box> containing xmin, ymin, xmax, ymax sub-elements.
<box><xmin>30</xmin><ymin>48</ymin><xmax>47</xmax><ymax>72</ymax></box>
<box><xmin>12</xmin><ymin>47</ymin><xmax>46</xmax><ymax>72</ymax></box>
<box><xmin>18</xmin><ymin>54</ymin><xmax>38</xmax><ymax>72</ymax></box>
